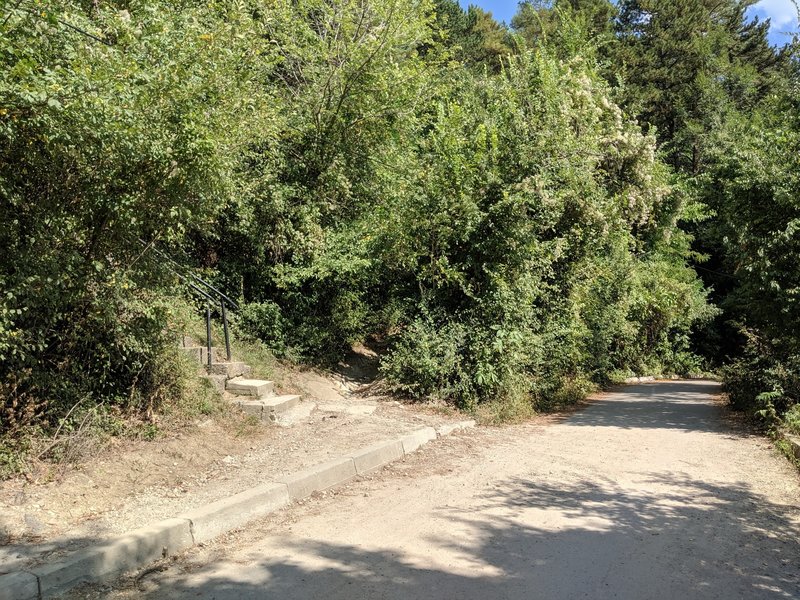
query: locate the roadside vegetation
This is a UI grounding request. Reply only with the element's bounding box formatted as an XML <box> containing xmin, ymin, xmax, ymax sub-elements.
<box><xmin>1</xmin><ymin>0</ymin><xmax>798</xmax><ymax>475</ymax></box>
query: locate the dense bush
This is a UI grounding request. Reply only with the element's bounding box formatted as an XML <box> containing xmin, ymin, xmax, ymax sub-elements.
<box><xmin>0</xmin><ymin>1</ymin><xmax>266</xmax><ymax>432</ymax></box>
<box><xmin>220</xmin><ymin>13</ymin><xmax>712</xmax><ymax>407</ymax></box>
<box><xmin>704</xmin><ymin>93</ymin><xmax>800</xmax><ymax>421</ymax></box>
<box><xmin>369</xmin><ymin>48</ymin><xmax>712</xmax><ymax>407</ymax></box>
<box><xmin>7</xmin><ymin>0</ymin><xmax>794</xmax><ymax>446</ymax></box>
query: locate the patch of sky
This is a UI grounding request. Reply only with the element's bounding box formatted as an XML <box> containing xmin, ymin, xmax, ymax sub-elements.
<box><xmin>457</xmin><ymin>0</ymin><xmax>798</xmax><ymax>46</ymax></box>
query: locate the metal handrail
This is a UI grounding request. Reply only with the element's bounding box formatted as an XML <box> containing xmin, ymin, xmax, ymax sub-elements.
<box><xmin>145</xmin><ymin>244</ymin><xmax>239</xmax><ymax>309</ymax></box>
<box><xmin>139</xmin><ymin>240</ymin><xmax>236</xmax><ymax>367</ymax></box>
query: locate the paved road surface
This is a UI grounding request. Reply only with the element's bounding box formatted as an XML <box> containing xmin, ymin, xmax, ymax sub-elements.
<box><xmin>94</xmin><ymin>381</ymin><xmax>800</xmax><ymax>599</ymax></box>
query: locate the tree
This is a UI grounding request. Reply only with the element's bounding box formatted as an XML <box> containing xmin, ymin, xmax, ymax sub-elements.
<box><xmin>0</xmin><ymin>0</ymin><xmax>268</xmax><ymax>432</ymax></box>
<box><xmin>702</xmin><ymin>88</ymin><xmax>800</xmax><ymax>415</ymax></box>
<box><xmin>432</xmin><ymin>1</ymin><xmax>514</xmax><ymax>70</ymax></box>
<box><xmin>513</xmin><ymin>0</ymin><xmax>616</xmax><ymax>49</ymax></box>
<box><xmin>615</xmin><ymin>0</ymin><xmax>782</xmax><ymax>173</ymax></box>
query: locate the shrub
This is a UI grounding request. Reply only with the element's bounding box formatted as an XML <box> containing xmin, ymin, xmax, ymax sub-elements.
<box><xmin>238</xmin><ymin>302</ymin><xmax>288</xmax><ymax>356</ymax></box>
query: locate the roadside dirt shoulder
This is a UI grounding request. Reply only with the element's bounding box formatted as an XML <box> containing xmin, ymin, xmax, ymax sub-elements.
<box><xmin>0</xmin><ymin>367</ymin><xmax>465</xmax><ymax>572</ymax></box>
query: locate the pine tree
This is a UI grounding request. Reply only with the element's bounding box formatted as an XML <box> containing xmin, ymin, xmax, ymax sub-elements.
<box><xmin>615</xmin><ymin>0</ymin><xmax>783</xmax><ymax>173</ymax></box>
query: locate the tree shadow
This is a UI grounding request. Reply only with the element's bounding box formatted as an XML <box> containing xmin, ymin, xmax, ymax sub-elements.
<box><xmin>333</xmin><ymin>340</ymin><xmax>383</xmax><ymax>386</ymax></box>
<box><xmin>122</xmin><ymin>472</ymin><xmax>800</xmax><ymax>600</ymax></box>
<box><xmin>566</xmin><ymin>381</ymin><xmax>743</xmax><ymax>433</ymax></box>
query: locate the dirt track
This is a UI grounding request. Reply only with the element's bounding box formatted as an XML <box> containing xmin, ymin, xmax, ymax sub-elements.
<box><xmin>75</xmin><ymin>381</ymin><xmax>800</xmax><ymax>599</ymax></box>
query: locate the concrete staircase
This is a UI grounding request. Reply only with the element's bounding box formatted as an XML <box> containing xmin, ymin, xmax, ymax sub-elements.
<box><xmin>180</xmin><ymin>337</ymin><xmax>301</xmax><ymax>424</ymax></box>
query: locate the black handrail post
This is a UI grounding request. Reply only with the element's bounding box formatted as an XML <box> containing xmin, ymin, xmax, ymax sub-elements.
<box><xmin>139</xmin><ymin>241</ymin><xmax>239</xmax><ymax>366</ymax></box>
<box><xmin>221</xmin><ymin>301</ymin><xmax>232</xmax><ymax>362</ymax></box>
<box><xmin>206</xmin><ymin>303</ymin><xmax>213</xmax><ymax>369</ymax></box>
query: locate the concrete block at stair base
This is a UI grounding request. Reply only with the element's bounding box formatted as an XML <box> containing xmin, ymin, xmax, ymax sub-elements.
<box><xmin>32</xmin><ymin>518</ymin><xmax>192</xmax><ymax>597</ymax></box>
<box><xmin>181</xmin><ymin>346</ymin><xmax>203</xmax><ymax>365</ymax></box>
<box><xmin>182</xmin><ymin>482</ymin><xmax>290</xmax><ymax>543</ymax></box>
<box><xmin>400</xmin><ymin>427</ymin><xmax>437</xmax><ymax>454</ymax></box>
<box><xmin>274</xmin><ymin>402</ymin><xmax>317</xmax><ymax>427</ymax></box>
<box><xmin>787</xmin><ymin>435</ymin><xmax>800</xmax><ymax>460</ymax></box>
<box><xmin>234</xmin><ymin>399</ymin><xmax>264</xmax><ymax>420</ymax></box>
<box><xmin>263</xmin><ymin>394</ymin><xmax>301</xmax><ymax>417</ymax></box>
<box><xmin>435</xmin><ymin>420</ymin><xmax>476</xmax><ymax>437</ymax></box>
<box><xmin>208</xmin><ymin>362</ymin><xmax>250</xmax><ymax>378</ymax></box>
<box><xmin>0</xmin><ymin>572</ymin><xmax>39</xmax><ymax>600</ymax></box>
<box><xmin>350</xmin><ymin>440</ymin><xmax>405</xmax><ymax>475</ymax></box>
<box><xmin>202</xmin><ymin>374</ymin><xmax>228</xmax><ymax>394</ymax></box>
<box><xmin>182</xmin><ymin>346</ymin><xmax>222</xmax><ymax>366</ymax></box>
<box><xmin>226</xmin><ymin>378</ymin><xmax>274</xmax><ymax>398</ymax></box>
<box><xmin>279</xmin><ymin>457</ymin><xmax>356</xmax><ymax>500</ymax></box>
<box><xmin>205</xmin><ymin>348</ymin><xmax>222</xmax><ymax>365</ymax></box>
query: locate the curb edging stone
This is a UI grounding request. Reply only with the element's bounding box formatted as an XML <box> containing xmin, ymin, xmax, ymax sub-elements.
<box><xmin>182</xmin><ymin>482</ymin><xmax>291</xmax><ymax>544</ymax></box>
<box><xmin>785</xmin><ymin>433</ymin><xmax>800</xmax><ymax>461</ymax></box>
<box><xmin>277</xmin><ymin>456</ymin><xmax>357</xmax><ymax>500</ymax></box>
<box><xmin>28</xmin><ymin>517</ymin><xmax>193</xmax><ymax>599</ymax></box>
<box><xmin>399</xmin><ymin>427</ymin><xmax>437</xmax><ymax>454</ymax></box>
<box><xmin>349</xmin><ymin>440</ymin><xmax>405</xmax><ymax>475</ymax></box>
<box><xmin>5</xmin><ymin>424</ymin><xmax>476</xmax><ymax>599</ymax></box>
<box><xmin>0</xmin><ymin>571</ymin><xmax>39</xmax><ymax>600</ymax></box>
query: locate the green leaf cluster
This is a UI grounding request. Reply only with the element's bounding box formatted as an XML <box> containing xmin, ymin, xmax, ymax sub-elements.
<box><xmin>0</xmin><ymin>0</ymin><xmax>725</xmax><ymax>435</ymax></box>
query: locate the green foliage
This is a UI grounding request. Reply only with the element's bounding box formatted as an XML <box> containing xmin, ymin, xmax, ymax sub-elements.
<box><xmin>432</xmin><ymin>0</ymin><xmax>515</xmax><ymax>70</ymax></box>
<box><xmin>369</xmin><ymin>41</ymin><xmax>711</xmax><ymax>406</ymax></box>
<box><xmin>380</xmin><ymin>316</ymin><xmax>475</xmax><ymax>406</ymax></box>
<box><xmin>605</xmin><ymin>0</ymin><xmax>797</xmax><ymax>425</ymax></box>
<box><xmin>0</xmin><ymin>0</ymin><xmax>263</xmax><ymax>431</ymax></box>
<box><xmin>4</xmin><ymin>0</ymin><xmax>761</xmax><ymax>444</ymax></box>
<box><xmin>513</xmin><ymin>1</ymin><xmax>618</xmax><ymax>49</ymax></box>
<box><xmin>703</xmin><ymin>81</ymin><xmax>800</xmax><ymax>420</ymax></box>
<box><xmin>239</xmin><ymin>302</ymin><xmax>287</xmax><ymax>356</ymax></box>
<box><xmin>615</xmin><ymin>0</ymin><xmax>783</xmax><ymax>172</ymax></box>
<box><xmin>784</xmin><ymin>405</ymin><xmax>800</xmax><ymax>436</ymax></box>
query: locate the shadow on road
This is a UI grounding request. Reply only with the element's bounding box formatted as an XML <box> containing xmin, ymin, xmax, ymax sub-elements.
<box><xmin>123</xmin><ymin>472</ymin><xmax>799</xmax><ymax>600</ymax></box>
<box><xmin>566</xmin><ymin>381</ymin><xmax>745</xmax><ymax>433</ymax></box>
<box><xmin>14</xmin><ymin>380</ymin><xmax>798</xmax><ymax>599</ymax></box>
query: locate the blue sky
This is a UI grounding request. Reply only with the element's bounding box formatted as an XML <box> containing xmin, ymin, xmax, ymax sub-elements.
<box><xmin>458</xmin><ymin>0</ymin><xmax>799</xmax><ymax>46</ymax></box>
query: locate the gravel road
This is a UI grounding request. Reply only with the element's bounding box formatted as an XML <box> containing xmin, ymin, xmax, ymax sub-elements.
<box><xmin>82</xmin><ymin>380</ymin><xmax>800</xmax><ymax>600</ymax></box>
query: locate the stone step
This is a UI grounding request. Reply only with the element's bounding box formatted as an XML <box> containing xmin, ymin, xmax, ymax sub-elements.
<box><xmin>263</xmin><ymin>394</ymin><xmax>301</xmax><ymax>414</ymax></box>
<box><xmin>202</xmin><ymin>374</ymin><xmax>228</xmax><ymax>394</ymax></box>
<box><xmin>273</xmin><ymin>402</ymin><xmax>317</xmax><ymax>428</ymax></box>
<box><xmin>226</xmin><ymin>378</ymin><xmax>275</xmax><ymax>398</ymax></box>
<box><xmin>232</xmin><ymin>395</ymin><xmax>302</xmax><ymax>423</ymax></box>
<box><xmin>208</xmin><ymin>362</ymin><xmax>250</xmax><ymax>379</ymax></box>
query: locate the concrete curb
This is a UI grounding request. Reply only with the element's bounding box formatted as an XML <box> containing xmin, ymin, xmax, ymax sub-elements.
<box><xmin>182</xmin><ymin>482</ymin><xmax>290</xmax><ymax>544</ymax></box>
<box><xmin>399</xmin><ymin>427</ymin><xmax>437</xmax><ymax>454</ymax></box>
<box><xmin>785</xmin><ymin>433</ymin><xmax>800</xmax><ymax>461</ymax></box>
<box><xmin>0</xmin><ymin>571</ymin><xmax>39</xmax><ymax>600</ymax></box>
<box><xmin>622</xmin><ymin>375</ymin><xmax>721</xmax><ymax>384</ymax></box>
<box><xmin>7</xmin><ymin>424</ymin><xmax>475</xmax><ymax>599</ymax></box>
<box><xmin>278</xmin><ymin>456</ymin><xmax>357</xmax><ymax>499</ymax></box>
<box><xmin>623</xmin><ymin>376</ymin><xmax>656</xmax><ymax>384</ymax></box>
<box><xmin>29</xmin><ymin>518</ymin><xmax>193</xmax><ymax>599</ymax></box>
<box><xmin>349</xmin><ymin>440</ymin><xmax>404</xmax><ymax>475</ymax></box>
